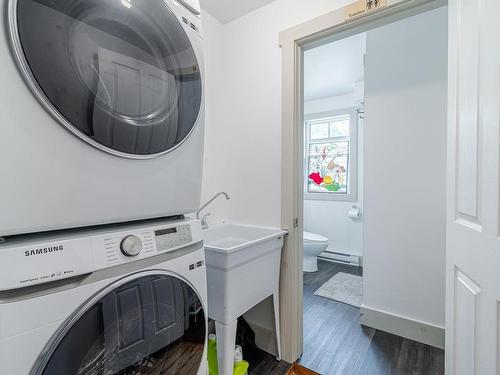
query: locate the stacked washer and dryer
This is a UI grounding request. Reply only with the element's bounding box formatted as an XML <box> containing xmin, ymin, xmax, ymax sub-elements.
<box><xmin>0</xmin><ymin>0</ymin><xmax>208</xmax><ymax>373</ymax></box>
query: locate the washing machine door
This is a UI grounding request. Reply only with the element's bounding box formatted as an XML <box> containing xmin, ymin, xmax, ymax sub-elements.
<box><xmin>33</xmin><ymin>273</ymin><xmax>206</xmax><ymax>375</ymax></box>
<box><xmin>11</xmin><ymin>0</ymin><xmax>202</xmax><ymax>158</ymax></box>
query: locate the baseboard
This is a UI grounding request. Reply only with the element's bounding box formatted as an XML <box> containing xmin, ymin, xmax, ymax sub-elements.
<box><xmin>319</xmin><ymin>251</ymin><xmax>362</xmax><ymax>266</ymax></box>
<box><xmin>359</xmin><ymin>305</ymin><xmax>445</xmax><ymax>349</ymax></box>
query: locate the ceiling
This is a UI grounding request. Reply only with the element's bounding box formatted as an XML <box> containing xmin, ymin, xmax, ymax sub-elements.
<box><xmin>304</xmin><ymin>33</ymin><xmax>366</xmax><ymax>102</ymax></box>
<box><xmin>200</xmin><ymin>0</ymin><xmax>277</xmax><ymax>23</ymax></box>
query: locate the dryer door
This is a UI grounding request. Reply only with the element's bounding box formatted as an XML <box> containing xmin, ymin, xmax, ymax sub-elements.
<box><xmin>34</xmin><ymin>274</ymin><xmax>206</xmax><ymax>375</ymax></box>
<box><xmin>11</xmin><ymin>0</ymin><xmax>202</xmax><ymax>158</ymax></box>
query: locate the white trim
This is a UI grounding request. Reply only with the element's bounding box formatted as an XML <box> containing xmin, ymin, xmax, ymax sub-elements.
<box><xmin>360</xmin><ymin>304</ymin><xmax>445</xmax><ymax>349</ymax></box>
<box><xmin>279</xmin><ymin>0</ymin><xmax>447</xmax><ymax>363</ymax></box>
<box><xmin>304</xmin><ymin>108</ymin><xmax>357</xmax><ymax>122</ymax></box>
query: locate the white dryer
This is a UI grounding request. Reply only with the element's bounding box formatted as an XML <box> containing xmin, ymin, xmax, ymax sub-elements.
<box><xmin>0</xmin><ymin>0</ymin><xmax>205</xmax><ymax>236</ymax></box>
<box><xmin>0</xmin><ymin>218</ymin><xmax>207</xmax><ymax>375</ymax></box>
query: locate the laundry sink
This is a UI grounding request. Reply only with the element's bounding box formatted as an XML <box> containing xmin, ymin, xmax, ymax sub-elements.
<box><xmin>203</xmin><ymin>224</ymin><xmax>287</xmax><ymax>316</ymax></box>
<box><xmin>204</xmin><ymin>223</ymin><xmax>287</xmax><ymax>254</ymax></box>
<box><xmin>203</xmin><ymin>223</ymin><xmax>287</xmax><ymax>375</ymax></box>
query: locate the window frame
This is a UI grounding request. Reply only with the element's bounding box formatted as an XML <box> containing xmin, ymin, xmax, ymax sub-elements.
<box><xmin>304</xmin><ymin>108</ymin><xmax>358</xmax><ymax>202</ymax></box>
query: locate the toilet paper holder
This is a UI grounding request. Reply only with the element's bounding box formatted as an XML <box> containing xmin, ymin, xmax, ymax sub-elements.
<box><xmin>348</xmin><ymin>205</ymin><xmax>361</xmax><ymax>219</ymax></box>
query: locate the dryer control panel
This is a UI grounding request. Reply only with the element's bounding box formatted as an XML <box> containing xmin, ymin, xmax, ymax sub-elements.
<box><xmin>155</xmin><ymin>225</ymin><xmax>193</xmax><ymax>251</ymax></box>
<box><xmin>0</xmin><ymin>218</ymin><xmax>203</xmax><ymax>292</ymax></box>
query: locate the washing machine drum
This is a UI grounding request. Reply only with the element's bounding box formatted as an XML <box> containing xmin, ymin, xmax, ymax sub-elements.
<box><xmin>34</xmin><ymin>274</ymin><xmax>206</xmax><ymax>375</ymax></box>
<box><xmin>13</xmin><ymin>0</ymin><xmax>202</xmax><ymax>157</ymax></box>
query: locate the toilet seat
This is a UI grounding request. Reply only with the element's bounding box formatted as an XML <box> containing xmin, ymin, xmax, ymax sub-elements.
<box><xmin>304</xmin><ymin>231</ymin><xmax>328</xmax><ymax>244</ymax></box>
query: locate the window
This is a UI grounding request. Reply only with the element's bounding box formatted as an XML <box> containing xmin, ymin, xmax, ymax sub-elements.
<box><xmin>305</xmin><ymin>109</ymin><xmax>358</xmax><ymax>201</ymax></box>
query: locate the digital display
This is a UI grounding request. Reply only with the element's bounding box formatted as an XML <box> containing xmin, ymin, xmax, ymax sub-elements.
<box><xmin>155</xmin><ymin>225</ymin><xmax>192</xmax><ymax>252</ymax></box>
<box><xmin>155</xmin><ymin>228</ymin><xmax>177</xmax><ymax>236</ymax></box>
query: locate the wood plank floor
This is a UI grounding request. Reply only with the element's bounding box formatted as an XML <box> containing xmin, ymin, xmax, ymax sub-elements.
<box><xmin>299</xmin><ymin>260</ymin><xmax>445</xmax><ymax>375</ymax></box>
<box><xmin>249</xmin><ymin>353</ymin><xmax>291</xmax><ymax>375</ymax></box>
<box><xmin>286</xmin><ymin>363</ymin><xmax>321</xmax><ymax>375</ymax></box>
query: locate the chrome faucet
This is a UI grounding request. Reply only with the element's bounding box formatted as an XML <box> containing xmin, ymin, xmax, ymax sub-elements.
<box><xmin>196</xmin><ymin>192</ymin><xmax>230</xmax><ymax>228</ymax></box>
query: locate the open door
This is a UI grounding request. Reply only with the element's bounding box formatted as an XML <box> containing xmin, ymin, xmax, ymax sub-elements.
<box><xmin>446</xmin><ymin>0</ymin><xmax>500</xmax><ymax>373</ymax></box>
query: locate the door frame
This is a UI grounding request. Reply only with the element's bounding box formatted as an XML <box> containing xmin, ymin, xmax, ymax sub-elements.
<box><xmin>278</xmin><ymin>0</ymin><xmax>447</xmax><ymax>363</ymax></box>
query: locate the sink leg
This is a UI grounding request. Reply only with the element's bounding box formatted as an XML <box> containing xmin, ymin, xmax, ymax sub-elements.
<box><xmin>215</xmin><ymin>320</ymin><xmax>237</xmax><ymax>375</ymax></box>
<box><xmin>273</xmin><ymin>292</ymin><xmax>282</xmax><ymax>361</ymax></box>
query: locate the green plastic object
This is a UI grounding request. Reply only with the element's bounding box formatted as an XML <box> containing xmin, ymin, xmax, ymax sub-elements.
<box><xmin>207</xmin><ymin>337</ymin><xmax>250</xmax><ymax>375</ymax></box>
<box><xmin>208</xmin><ymin>334</ymin><xmax>219</xmax><ymax>375</ymax></box>
<box><xmin>233</xmin><ymin>359</ymin><xmax>249</xmax><ymax>375</ymax></box>
<box><xmin>233</xmin><ymin>345</ymin><xmax>249</xmax><ymax>375</ymax></box>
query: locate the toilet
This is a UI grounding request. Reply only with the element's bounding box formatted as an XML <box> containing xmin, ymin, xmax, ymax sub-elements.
<box><xmin>303</xmin><ymin>231</ymin><xmax>329</xmax><ymax>272</ymax></box>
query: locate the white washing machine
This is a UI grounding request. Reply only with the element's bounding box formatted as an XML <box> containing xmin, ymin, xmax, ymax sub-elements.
<box><xmin>0</xmin><ymin>218</ymin><xmax>207</xmax><ymax>375</ymax></box>
<box><xmin>0</xmin><ymin>0</ymin><xmax>205</xmax><ymax>237</ymax></box>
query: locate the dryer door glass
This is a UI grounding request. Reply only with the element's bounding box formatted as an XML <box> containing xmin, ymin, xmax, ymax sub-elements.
<box><xmin>37</xmin><ymin>275</ymin><xmax>206</xmax><ymax>375</ymax></box>
<box><xmin>15</xmin><ymin>0</ymin><xmax>202</xmax><ymax>157</ymax></box>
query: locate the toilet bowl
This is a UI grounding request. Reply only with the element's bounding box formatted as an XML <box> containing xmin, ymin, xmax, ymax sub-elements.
<box><xmin>303</xmin><ymin>231</ymin><xmax>329</xmax><ymax>272</ymax></box>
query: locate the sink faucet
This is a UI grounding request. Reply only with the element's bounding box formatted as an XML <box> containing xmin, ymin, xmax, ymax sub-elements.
<box><xmin>196</xmin><ymin>192</ymin><xmax>231</xmax><ymax>228</ymax></box>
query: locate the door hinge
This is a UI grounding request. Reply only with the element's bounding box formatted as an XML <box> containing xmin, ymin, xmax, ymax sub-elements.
<box><xmin>293</xmin><ymin>217</ymin><xmax>299</xmax><ymax>229</ymax></box>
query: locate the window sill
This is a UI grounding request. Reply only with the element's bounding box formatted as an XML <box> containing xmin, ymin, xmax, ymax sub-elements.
<box><xmin>304</xmin><ymin>192</ymin><xmax>358</xmax><ymax>202</ymax></box>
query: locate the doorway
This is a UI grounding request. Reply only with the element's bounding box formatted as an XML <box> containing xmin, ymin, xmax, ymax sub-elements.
<box><xmin>279</xmin><ymin>0</ymin><xmax>449</xmax><ymax>371</ymax></box>
<box><xmin>300</xmin><ymin>32</ymin><xmax>367</xmax><ymax>373</ymax></box>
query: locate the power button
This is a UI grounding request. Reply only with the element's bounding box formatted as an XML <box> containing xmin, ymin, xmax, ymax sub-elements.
<box><xmin>120</xmin><ymin>235</ymin><xmax>143</xmax><ymax>257</ymax></box>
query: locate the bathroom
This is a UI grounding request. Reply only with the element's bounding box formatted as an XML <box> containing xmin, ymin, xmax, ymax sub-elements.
<box><xmin>301</xmin><ymin>32</ymin><xmax>366</xmax><ymax>372</ymax></box>
<box><xmin>297</xmin><ymin>6</ymin><xmax>448</xmax><ymax>373</ymax></box>
<box><xmin>302</xmin><ymin>32</ymin><xmax>365</xmax><ymax>273</ymax></box>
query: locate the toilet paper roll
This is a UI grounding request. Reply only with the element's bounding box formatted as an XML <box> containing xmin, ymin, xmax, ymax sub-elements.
<box><xmin>348</xmin><ymin>206</ymin><xmax>361</xmax><ymax>219</ymax></box>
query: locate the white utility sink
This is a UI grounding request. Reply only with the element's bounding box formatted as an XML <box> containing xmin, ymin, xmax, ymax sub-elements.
<box><xmin>203</xmin><ymin>223</ymin><xmax>287</xmax><ymax>375</ymax></box>
<box><xmin>204</xmin><ymin>223</ymin><xmax>286</xmax><ymax>253</ymax></box>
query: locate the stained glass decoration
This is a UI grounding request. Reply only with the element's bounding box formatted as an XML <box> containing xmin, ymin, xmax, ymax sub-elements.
<box><xmin>306</xmin><ymin>114</ymin><xmax>351</xmax><ymax>195</ymax></box>
<box><xmin>307</xmin><ymin>141</ymin><xmax>349</xmax><ymax>193</ymax></box>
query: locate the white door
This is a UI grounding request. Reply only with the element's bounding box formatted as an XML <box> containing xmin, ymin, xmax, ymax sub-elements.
<box><xmin>446</xmin><ymin>0</ymin><xmax>500</xmax><ymax>374</ymax></box>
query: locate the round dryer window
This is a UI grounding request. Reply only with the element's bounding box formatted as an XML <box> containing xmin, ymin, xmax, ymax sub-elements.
<box><xmin>33</xmin><ymin>273</ymin><xmax>206</xmax><ymax>375</ymax></box>
<box><xmin>10</xmin><ymin>0</ymin><xmax>202</xmax><ymax>158</ymax></box>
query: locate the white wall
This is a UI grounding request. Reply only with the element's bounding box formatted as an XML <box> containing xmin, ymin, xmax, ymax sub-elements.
<box><xmin>363</xmin><ymin>7</ymin><xmax>447</xmax><ymax>328</ymax></box>
<box><xmin>304</xmin><ymin>92</ymin><xmax>364</xmax><ymax>257</ymax></box>
<box><xmin>200</xmin><ymin>10</ymin><xmax>226</xmax><ymax>220</ymax></box>
<box><xmin>304</xmin><ymin>92</ymin><xmax>361</xmax><ymax>115</ymax></box>
<box><xmin>200</xmin><ymin>0</ymin><xmax>354</xmax><ymax>345</ymax></box>
<box><xmin>200</xmin><ymin>0</ymin><xmax>354</xmax><ymax>226</ymax></box>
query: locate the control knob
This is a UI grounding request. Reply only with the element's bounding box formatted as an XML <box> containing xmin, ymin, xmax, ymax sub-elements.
<box><xmin>120</xmin><ymin>235</ymin><xmax>143</xmax><ymax>257</ymax></box>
